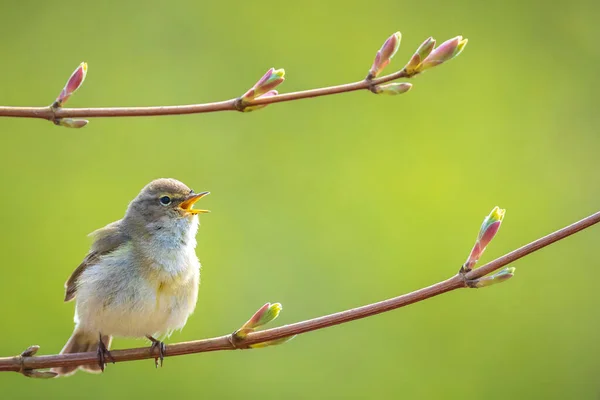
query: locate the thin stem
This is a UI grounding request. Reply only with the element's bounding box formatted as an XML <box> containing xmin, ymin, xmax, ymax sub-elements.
<box><xmin>0</xmin><ymin>70</ymin><xmax>408</xmax><ymax>120</ymax></box>
<box><xmin>1</xmin><ymin>209</ymin><xmax>598</xmax><ymax>375</ymax></box>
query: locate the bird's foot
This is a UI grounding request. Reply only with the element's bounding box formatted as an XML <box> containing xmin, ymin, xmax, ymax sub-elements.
<box><xmin>97</xmin><ymin>334</ymin><xmax>115</xmax><ymax>372</ymax></box>
<box><xmin>146</xmin><ymin>335</ymin><xmax>166</xmax><ymax>368</ymax></box>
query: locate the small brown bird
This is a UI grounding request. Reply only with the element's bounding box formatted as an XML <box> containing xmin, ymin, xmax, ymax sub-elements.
<box><xmin>53</xmin><ymin>178</ymin><xmax>209</xmax><ymax>376</ymax></box>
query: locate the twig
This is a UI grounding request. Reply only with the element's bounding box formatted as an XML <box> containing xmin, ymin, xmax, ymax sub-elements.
<box><xmin>0</xmin><ymin>33</ymin><xmax>469</xmax><ymax>124</ymax></box>
<box><xmin>1</xmin><ymin>210</ymin><xmax>598</xmax><ymax>375</ymax></box>
<box><xmin>0</xmin><ymin>70</ymin><xmax>408</xmax><ymax>120</ymax></box>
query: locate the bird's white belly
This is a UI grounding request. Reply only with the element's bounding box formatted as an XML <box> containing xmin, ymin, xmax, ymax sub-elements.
<box><xmin>74</xmin><ymin>243</ymin><xmax>200</xmax><ymax>338</ymax></box>
<box><xmin>79</xmin><ymin>288</ymin><xmax>195</xmax><ymax>338</ymax></box>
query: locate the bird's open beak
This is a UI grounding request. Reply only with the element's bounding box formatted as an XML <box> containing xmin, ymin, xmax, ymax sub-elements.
<box><xmin>179</xmin><ymin>191</ymin><xmax>210</xmax><ymax>215</ymax></box>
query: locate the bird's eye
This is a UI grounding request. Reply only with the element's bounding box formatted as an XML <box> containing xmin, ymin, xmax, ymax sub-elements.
<box><xmin>159</xmin><ymin>196</ymin><xmax>171</xmax><ymax>205</ymax></box>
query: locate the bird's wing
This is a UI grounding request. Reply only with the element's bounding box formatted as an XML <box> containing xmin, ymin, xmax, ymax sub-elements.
<box><xmin>64</xmin><ymin>219</ymin><xmax>129</xmax><ymax>302</ymax></box>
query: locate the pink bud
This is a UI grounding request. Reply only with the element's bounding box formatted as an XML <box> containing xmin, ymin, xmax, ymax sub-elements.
<box><xmin>379</xmin><ymin>33</ymin><xmax>401</xmax><ymax>64</ymax></box>
<box><xmin>368</xmin><ymin>32</ymin><xmax>402</xmax><ymax>78</ymax></box>
<box><xmin>255</xmin><ymin>68</ymin><xmax>275</xmax><ymax>89</ymax></box>
<box><xmin>462</xmin><ymin>207</ymin><xmax>505</xmax><ymax>272</ymax></box>
<box><xmin>242</xmin><ymin>90</ymin><xmax>279</xmax><ymax>112</ymax></box>
<box><xmin>233</xmin><ymin>302</ymin><xmax>283</xmax><ymax>340</ymax></box>
<box><xmin>415</xmin><ymin>37</ymin><xmax>436</xmax><ymax>60</ymax></box>
<box><xmin>245</xmin><ymin>303</ymin><xmax>271</xmax><ymax>328</ymax></box>
<box><xmin>55</xmin><ymin>62</ymin><xmax>88</xmax><ymax>107</ymax></box>
<box><xmin>478</xmin><ymin>220</ymin><xmax>501</xmax><ymax>248</ymax></box>
<box><xmin>257</xmin><ymin>90</ymin><xmax>278</xmax><ymax>98</ymax></box>
<box><xmin>418</xmin><ymin>36</ymin><xmax>468</xmax><ymax>72</ymax></box>
<box><xmin>241</xmin><ymin>68</ymin><xmax>285</xmax><ymax>103</ymax></box>
<box><xmin>404</xmin><ymin>37</ymin><xmax>436</xmax><ymax>74</ymax></box>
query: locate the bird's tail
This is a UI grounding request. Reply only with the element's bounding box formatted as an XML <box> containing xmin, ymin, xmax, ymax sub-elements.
<box><xmin>51</xmin><ymin>329</ymin><xmax>112</xmax><ymax>376</ymax></box>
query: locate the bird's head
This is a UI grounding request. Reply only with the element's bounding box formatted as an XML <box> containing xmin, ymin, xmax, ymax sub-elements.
<box><xmin>124</xmin><ymin>178</ymin><xmax>209</xmax><ymax>236</ymax></box>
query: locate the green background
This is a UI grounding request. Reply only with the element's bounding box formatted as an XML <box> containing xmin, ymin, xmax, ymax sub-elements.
<box><xmin>1</xmin><ymin>0</ymin><xmax>599</xmax><ymax>398</ymax></box>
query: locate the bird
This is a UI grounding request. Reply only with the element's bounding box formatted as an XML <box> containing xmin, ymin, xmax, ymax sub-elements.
<box><xmin>52</xmin><ymin>178</ymin><xmax>209</xmax><ymax>376</ymax></box>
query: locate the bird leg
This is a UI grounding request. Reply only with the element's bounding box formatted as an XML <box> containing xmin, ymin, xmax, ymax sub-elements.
<box><xmin>146</xmin><ymin>335</ymin><xmax>166</xmax><ymax>368</ymax></box>
<box><xmin>97</xmin><ymin>333</ymin><xmax>115</xmax><ymax>372</ymax></box>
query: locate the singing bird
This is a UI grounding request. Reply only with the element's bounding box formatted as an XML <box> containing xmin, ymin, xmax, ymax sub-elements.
<box><xmin>53</xmin><ymin>178</ymin><xmax>209</xmax><ymax>376</ymax></box>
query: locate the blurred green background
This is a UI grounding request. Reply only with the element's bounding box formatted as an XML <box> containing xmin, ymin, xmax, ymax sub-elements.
<box><xmin>1</xmin><ymin>0</ymin><xmax>599</xmax><ymax>398</ymax></box>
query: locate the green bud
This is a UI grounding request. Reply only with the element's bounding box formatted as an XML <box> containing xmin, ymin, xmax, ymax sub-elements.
<box><xmin>249</xmin><ymin>335</ymin><xmax>296</xmax><ymax>349</ymax></box>
<box><xmin>472</xmin><ymin>267</ymin><xmax>516</xmax><ymax>288</ymax></box>
<box><xmin>372</xmin><ymin>82</ymin><xmax>412</xmax><ymax>95</ymax></box>
<box><xmin>55</xmin><ymin>118</ymin><xmax>89</xmax><ymax>128</ymax></box>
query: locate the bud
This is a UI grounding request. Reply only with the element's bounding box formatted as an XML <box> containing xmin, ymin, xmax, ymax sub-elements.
<box><xmin>372</xmin><ymin>82</ymin><xmax>412</xmax><ymax>95</ymax></box>
<box><xmin>478</xmin><ymin>206</ymin><xmax>505</xmax><ymax>246</ymax></box>
<box><xmin>248</xmin><ymin>302</ymin><xmax>282</xmax><ymax>328</ymax></box>
<box><xmin>472</xmin><ymin>267</ymin><xmax>515</xmax><ymax>288</ymax></box>
<box><xmin>404</xmin><ymin>37</ymin><xmax>436</xmax><ymax>75</ymax></box>
<box><xmin>368</xmin><ymin>32</ymin><xmax>402</xmax><ymax>78</ymax></box>
<box><xmin>463</xmin><ymin>206</ymin><xmax>505</xmax><ymax>272</ymax></box>
<box><xmin>54</xmin><ymin>118</ymin><xmax>89</xmax><ymax>128</ymax></box>
<box><xmin>234</xmin><ymin>302</ymin><xmax>283</xmax><ymax>339</ymax></box>
<box><xmin>242</xmin><ymin>90</ymin><xmax>278</xmax><ymax>112</ymax></box>
<box><xmin>21</xmin><ymin>369</ymin><xmax>58</xmax><ymax>379</ymax></box>
<box><xmin>54</xmin><ymin>62</ymin><xmax>88</xmax><ymax>107</ymax></box>
<box><xmin>241</xmin><ymin>68</ymin><xmax>285</xmax><ymax>104</ymax></box>
<box><xmin>249</xmin><ymin>335</ymin><xmax>296</xmax><ymax>349</ymax></box>
<box><xmin>20</xmin><ymin>345</ymin><xmax>40</xmax><ymax>357</ymax></box>
<box><xmin>418</xmin><ymin>36</ymin><xmax>468</xmax><ymax>72</ymax></box>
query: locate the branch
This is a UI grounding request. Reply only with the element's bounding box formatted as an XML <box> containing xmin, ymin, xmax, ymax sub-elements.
<box><xmin>0</xmin><ymin>34</ymin><xmax>467</xmax><ymax>126</ymax></box>
<box><xmin>1</xmin><ymin>209</ymin><xmax>598</xmax><ymax>377</ymax></box>
<box><xmin>0</xmin><ymin>70</ymin><xmax>408</xmax><ymax>120</ymax></box>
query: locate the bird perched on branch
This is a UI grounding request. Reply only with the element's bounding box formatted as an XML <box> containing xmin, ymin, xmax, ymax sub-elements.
<box><xmin>52</xmin><ymin>178</ymin><xmax>210</xmax><ymax>376</ymax></box>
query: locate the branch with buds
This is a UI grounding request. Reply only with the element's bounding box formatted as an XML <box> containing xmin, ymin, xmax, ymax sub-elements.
<box><xmin>1</xmin><ymin>208</ymin><xmax>598</xmax><ymax>378</ymax></box>
<box><xmin>0</xmin><ymin>32</ymin><xmax>467</xmax><ymax>128</ymax></box>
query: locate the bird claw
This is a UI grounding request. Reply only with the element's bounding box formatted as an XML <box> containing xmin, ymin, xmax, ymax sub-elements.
<box><xmin>97</xmin><ymin>334</ymin><xmax>114</xmax><ymax>372</ymax></box>
<box><xmin>146</xmin><ymin>335</ymin><xmax>166</xmax><ymax>368</ymax></box>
